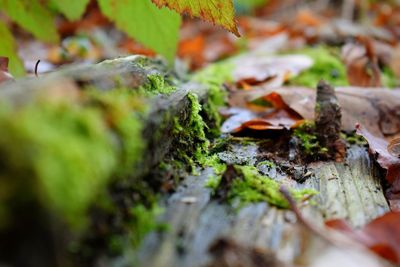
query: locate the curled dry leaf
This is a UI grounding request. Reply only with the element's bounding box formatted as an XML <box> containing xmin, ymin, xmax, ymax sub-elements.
<box><xmin>326</xmin><ymin>211</ymin><xmax>400</xmax><ymax>264</ymax></box>
<box><xmin>355</xmin><ymin>124</ymin><xmax>400</xmax><ymax>206</ymax></box>
<box><xmin>0</xmin><ymin>57</ymin><xmax>14</xmax><ymax>85</ymax></box>
<box><xmin>221</xmin><ymin>92</ymin><xmax>303</xmax><ymax>133</ymax></box>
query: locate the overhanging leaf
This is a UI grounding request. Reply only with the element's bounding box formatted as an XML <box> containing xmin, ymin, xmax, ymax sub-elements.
<box><xmin>50</xmin><ymin>0</ymin><xmax>90</xmax><ymax>21</ymax></box>
<box><xmin>98</xmin><ymin>0</ymin><xmax>181</xmax><ymax>62</ymax></box>
<box><xmin>152</xmin><ymin>0</ymin><xmax>239</xmax><ymax>36</ymax></box>
<box><xmin>0</xmin><ymin>0</ymin><xmax>59</xmax><ymax>43</ymax></box>
<box><xmin>0</xmin><ymin>21</ymin><xmax>24</xmax><ymax>77</ymax></box>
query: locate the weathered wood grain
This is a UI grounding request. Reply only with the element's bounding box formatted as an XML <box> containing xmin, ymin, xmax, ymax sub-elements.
<box><xmin>137</xmin><ymin>144</ymin><xmax>389</xmax><ymax>267</ymax></box>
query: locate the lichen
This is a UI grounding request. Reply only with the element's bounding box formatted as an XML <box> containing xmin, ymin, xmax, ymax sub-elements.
<box><xmin>288</xmin><ymin>46</ymin><xmax>348</xmax><ymax>87</ymax></box>
<box><xmin>229</xmin><ymin>165</ymin><xmax>317</xmax><ymax>209</ymax></box>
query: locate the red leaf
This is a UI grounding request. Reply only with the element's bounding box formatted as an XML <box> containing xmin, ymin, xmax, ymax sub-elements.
<box><xmin>326</xmin><ymin>212</ymin><xmax>400</xmax><ymax>264</ymax></box>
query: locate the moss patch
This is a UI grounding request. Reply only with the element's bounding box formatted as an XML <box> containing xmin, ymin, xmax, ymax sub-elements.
<box><xmin>171</xmin><ymin>93</ymin><xmax>210</xmax><ymax>172</ymax></box>
<box><xmin>192</xmin><ymin>61</ymin><xmax>233</xmax><ymax>135</ymax></box>
<box><xmin>293</xmin><ymin>121</ymin><xmax>328</xmax><ymax>157</ymax></box>
<box><xmin>229</xmin><ymin>165</ymin><xmax>317</xmax><ymax>209</ymax></box>
<box><xmin>144</xmin><ymin>74</ymin><xmax>177</xmax><ymax>95</ymax></box>
<box><xmin>0</xmin><ymin>88</ymin><xmax>146</xmax><ymax>232</ymax></box>
<box><xmin>288</xmin><ymin>46</ymin><xmax>348</xmax><ymax>87</ymax></box>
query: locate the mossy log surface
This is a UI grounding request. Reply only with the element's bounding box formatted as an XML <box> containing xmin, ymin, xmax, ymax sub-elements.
<box><xmin>137</xmin><ymin>143</ymin><xmax>389</xmax><ymax>267</ymax></box>
<box><xmin>0</xmin><ymin>55</ymin><xmax>391</xmax><ymax>267</ymax></box>
<box><xmin>0</xmin><ymin>56</ymin><xmax>208</xmax><ymax>267</ymax></box>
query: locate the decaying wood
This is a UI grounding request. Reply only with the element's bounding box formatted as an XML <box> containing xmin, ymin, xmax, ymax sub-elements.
<box><xmin>136</xmin><ymin>143</ymin><xmax>389</xmax><ymax>267</ymax></box>
<box><xmin>315</xmin><ymin>80</ymin><xmax>345</xmax><ymax>160</ymax></box>
<box><xmin>0</xmin><ymin>56</ymin><xmax>208</xmax><ymax>267</ymax></box>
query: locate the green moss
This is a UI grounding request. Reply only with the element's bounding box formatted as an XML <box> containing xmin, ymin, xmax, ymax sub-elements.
<box><xmin>229</xmin><ymin>165</ymin><xmax>317</xmax><ymax>209</ymax></box>
<box><xmin>340</xmin><ymin>132</ymin><xmax>367</xmax><ymax>145</ymax></box>
<box><xmin>382</xmin><ymin>67</ymin><xmax>398</xmax><ymax>88</ymax></box>
<box><xmin>288</xmin><ymin>46</ymin><xmax>348</xmax><ymax>87</ymax></box>
<box><xmin>293</xmin><ymin>121</ymin><xmax>327</xmax><ymax>156</ymax></box>
<box><xmin>204</xmin><ymin>154</ymin><xmax>227</xmax><ymax>190</ymax></box>
<box><xmin>256</xmin><ymin>160</ymin><xmax>276</xmax><ymax>169</ymax></box>
<box><xmin>128</xmin><ymin>204</ymin><xmax>166</xmax><ymax>248</ymax></box>
<box><xmin>192</xmin><ymin>61</ymin><xmax>233</xmax><ymax>134</ymax></box>
<box><xmin>139</xmin><ymin>74</ymin><xmax>176</xmax><ymax>96</ymax></box>
<box><xmin>171</xmin><ymin>93</ymin><xmax>210</xmax><ymax>172</ymax></box>
<box><xmin>86</xmin><ymin>89</ymin><xmax>145</xmax><ymax>177</ymax></box>
<box><xmin>0</xmin><ymin>88</ymin><xmax>146</xmax><ymax>231</ymax></box>
<box><xmin>192</xmin><ymin>61</ymin><xmax>234</xmax><ymax>86</ymax></box>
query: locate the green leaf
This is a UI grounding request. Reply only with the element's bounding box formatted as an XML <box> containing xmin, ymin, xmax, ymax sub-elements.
<box><xmin>152</xmin><ymin>0</ymin><xmax>239</xmax><ymax>36</ymax></box>
<box><xmin>0</xmin><ymin>0</ymin><xmax>59</xmax><ymax>43</ymax></box>
<box><xmin>51</xmin><ymin>0</ymin><xmax>90</xmax><ymax>21</ymax></box>
<box><xmin>98</xmin><ymin>0</ymin><xmax>181</xmax><ymax>62</ymax></box>
<box><xmin>0</xmin><ymin>21</ymin><xmax>25</xmax><ymax>76</ymax></box>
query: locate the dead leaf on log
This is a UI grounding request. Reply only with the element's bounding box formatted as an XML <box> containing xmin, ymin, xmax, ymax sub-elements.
<box><xmin>326</xmin><ymin>211</ymin><xmax>400</xmax><ymax>264</ymax></box>
<box><xmin>355</xmin><ymin>124</ymin><xmax>400</xmax><ymax>207</ymax></box>
<box><xmin>221</xmin><ymin>92</ymin><xmax>303</xmax><ymax>133</ymax></box>
<box><xmin>0</xmin><ymin>57</ymin><xmax>14</xmax><ymax>84</ymax></box>
<box><xmin>229</xmin><ymin>86</ymin><xmax>400</xmax><ymax>138</ymax></box>
<box><xmin>279</xmin><ymin>186</ymin><xmax>391</xmax><ymax>267</ymax></box>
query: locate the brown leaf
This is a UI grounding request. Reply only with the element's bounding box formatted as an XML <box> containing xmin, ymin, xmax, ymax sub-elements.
<box><xmin>0</xmin><ymin>57</ymin><xmax>14</xmax><ymax>84</ymax></box>
<box><xmin>342</xmin><ymin>38</ymin><xmax>382</xmax><ymax>87</ymax></box>
<box><xmin>230</xmin><ymin>86</ymin><xmax>400</xmax><ymax>138</ymax></box>
<box><xmin>221</xmin><ymin>93</ymin><xmax>302</xmax><ymax>133</ymax></box>
<box><xmin>388</xmin><ymin>138</ymin><xmax>400</xmax><ymax>158</ymax></box>
<box><xmin>355</xmin><ymin>124</ymin><xmax>400</xmax><ymax>205</ymax></box>
<box><xmin>326</xmin><ymin>212</ymin><xmax>400</xmax><ymax>264</ymax></box>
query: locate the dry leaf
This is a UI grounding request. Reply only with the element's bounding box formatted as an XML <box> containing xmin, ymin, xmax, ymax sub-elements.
<box><xmin>356</xmin><ymin>124</ymin><xmax>400</xmax><ymax>207</ymax></box>
<box><xmin>342</xmin><ymin>38</ymin><xmax>382</xmax><ymax>87</ymax></box>
<box><xmin>229</xmin><ymin>86</ymin><xmax>400</xmax><ymax>138</ymax></box>
<box><xmin>221</xmin><ymin>92</ymin><xmax>302</xmax><ymax>133</ymax></box>
<box><xmin>326</xmin><ymin>212</ymin><xmax>400</xmax><ymax>264</ymax></box>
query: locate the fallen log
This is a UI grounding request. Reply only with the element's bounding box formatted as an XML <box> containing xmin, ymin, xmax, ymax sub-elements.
<box><xmin>0</xmin><ymin>56</ymin><xmax>216</xmax><ymax>267</ymax></box>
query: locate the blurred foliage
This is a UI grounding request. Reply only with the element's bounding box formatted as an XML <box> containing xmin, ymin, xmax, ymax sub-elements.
<box><xmin>0</xmin><ymin>0</ymin><xmax>238</xmax><ymax>75</ymax></box>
